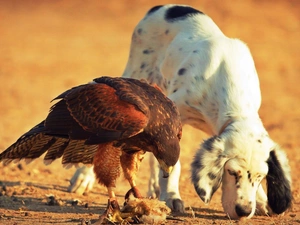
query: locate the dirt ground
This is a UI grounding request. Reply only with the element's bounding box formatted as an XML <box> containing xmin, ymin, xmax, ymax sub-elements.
<box><xmin>0</xmin><ymin>0</ymin><xmax>299</xmax><ymax>224</ymax></box>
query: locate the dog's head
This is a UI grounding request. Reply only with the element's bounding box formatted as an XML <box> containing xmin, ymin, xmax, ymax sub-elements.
<box><xmin>191</xmin><ymin>121</ymin><xmax>292</xmax><ymax>219</ymax></box>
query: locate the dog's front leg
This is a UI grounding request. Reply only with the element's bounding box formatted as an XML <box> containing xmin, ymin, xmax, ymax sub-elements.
<box><xmin>159</xmin><ymin>160</ymin><xmax>185</xmax><ymax>213</ymax></box>
<box><xmin>67</xmin><ymin>166</ymin><xmax>95</xmax><ymax>195</ymax></box>
<box><xmin>147</xmin><ymin>154</ymin><xmax>160</xmax><ymax>198</ymax></box>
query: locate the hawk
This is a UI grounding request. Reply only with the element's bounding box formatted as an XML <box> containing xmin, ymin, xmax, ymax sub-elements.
<box><xmin>0</xmin><ymin>76</ymin><xmax>182</xmax><ymax>220</ymax></box>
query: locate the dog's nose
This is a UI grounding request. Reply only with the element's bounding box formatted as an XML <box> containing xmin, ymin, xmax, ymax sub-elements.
<box><xmin>235</xmin><ymin>204</ymin><xmax>252</xmax><ymax>217</ymax></box>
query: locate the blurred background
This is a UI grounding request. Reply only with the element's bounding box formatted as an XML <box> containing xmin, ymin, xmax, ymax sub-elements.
<box><xmin>0</xmin><ymin>0</ymin><xmax>299</xmax><ymax>223</ymax></box>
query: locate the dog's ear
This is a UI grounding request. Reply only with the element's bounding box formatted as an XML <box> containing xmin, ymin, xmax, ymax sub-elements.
<box><xmin>266</xmin><ymin>145</ymin><xmax>292</xmax><ymax>214</ymax></box>
<box><xmin>191</xmin><ymin>136</ymin><xmax>228</xmax><ymax>203</ymax></box>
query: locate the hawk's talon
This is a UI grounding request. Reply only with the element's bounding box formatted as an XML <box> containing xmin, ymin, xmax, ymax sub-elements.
<box><xmin>98</xmin><ymin>199</ymin><xmax>123</xmax><ymax>224</ymax></box>
<box><xmin>125</xmin><ymin>186</ymin><xmax>143</xmax><ymax>201</ymax></box>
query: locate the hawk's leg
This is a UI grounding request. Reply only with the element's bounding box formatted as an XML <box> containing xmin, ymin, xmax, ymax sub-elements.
<box><xmin>121</xmin><ymin>151</ymin><xmax>145</xmax><ymax>201</ymax></box>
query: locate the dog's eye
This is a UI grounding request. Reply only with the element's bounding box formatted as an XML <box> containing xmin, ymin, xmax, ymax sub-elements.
<box><xmin>228</xmin><ymin>170</ymin><xmax>240</xmax><ymax>184</ymax></box>
<box><xmin>227</xmin><ymin>169</ymin><xmax>237</xmax><ymax>176</ymax></box>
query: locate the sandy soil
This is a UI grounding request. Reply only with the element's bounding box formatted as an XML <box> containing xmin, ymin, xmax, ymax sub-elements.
<box><xmin>0</xmin><ymin>0</ymin><xmax>299</xmax><ymax>224</ymax></box>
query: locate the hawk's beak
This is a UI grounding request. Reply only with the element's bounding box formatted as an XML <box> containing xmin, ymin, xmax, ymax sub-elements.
<box><xmin>157</xmin><ymin>159</ymin><xmax>173</xmax><ymax>178</ymax></box>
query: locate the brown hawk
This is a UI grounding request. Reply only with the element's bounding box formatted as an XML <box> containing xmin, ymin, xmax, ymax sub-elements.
<box><xmin>0</xmin><ymin>76</ymin><xmax>182</xmax><ymax>220</ymax></box>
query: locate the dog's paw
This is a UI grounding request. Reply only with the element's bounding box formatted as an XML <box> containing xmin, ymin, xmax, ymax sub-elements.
<box><xmin>67</xmin><ymin>166</ymin><xmax>95</xmax><ymax>195</ymax></box>
<box><xmin>166</xmin><ymin>198</ymin><xmax>185</xmax><ymax>213</ymax></box>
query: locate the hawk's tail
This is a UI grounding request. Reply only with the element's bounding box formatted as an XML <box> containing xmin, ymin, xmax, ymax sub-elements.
<box><xmin>0</xmin><ymin>121</ymin><xmax>98</xmax><ymax>168</ymax></box>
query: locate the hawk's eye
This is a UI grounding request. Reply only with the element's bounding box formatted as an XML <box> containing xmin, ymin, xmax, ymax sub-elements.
<box><xmin>177</xmin><ymin>131</ymin><xmax>182</xmax><ymax>140</ymax></box>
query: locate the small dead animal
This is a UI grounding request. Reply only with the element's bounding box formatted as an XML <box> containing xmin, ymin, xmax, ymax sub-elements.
<box><xmin>101</xmin><ymin>196</ymin><xmax>171</xmax><ymax>224</ymax></box>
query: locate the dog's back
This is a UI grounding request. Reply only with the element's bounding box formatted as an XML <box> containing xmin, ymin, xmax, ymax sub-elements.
<box><xmin>123</xmin><ymin>4</ymin><xmax>261</xmax><ymax>134</ymax></box>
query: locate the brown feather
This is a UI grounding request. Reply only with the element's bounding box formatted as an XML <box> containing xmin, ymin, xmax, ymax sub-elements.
<box><xmin>64</xmin><ymin>83</ymin><xmax>148</xmax><ymax>139</ymax></box>
<box><xmin>120</xmin><ymin>151</ymin><xmax>145</xmax><ymax>186</ymax></box>
<box><xmin>43</xmin><ymin>138</ymin><xmax>70</xmax><ymax>163</ymax></box>
<box><xmin>93</xmin><ymin>143</ymin><xmax>122</xmax><ymax>187</ymax></box>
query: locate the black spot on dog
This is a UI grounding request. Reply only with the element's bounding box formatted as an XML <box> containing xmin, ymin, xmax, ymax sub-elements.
<box><xmin>208</xmin><ymin>172</ymin><xmax>217</xmax><ymax>180</ymax></box>
<box><xmin>165</xmin><ymin>29</ymin><xmax>169</xmax><ymax>35</ymax></box>
<box><xmin>165</xmin><ymin>5</ymin><xmax>203</xmax><ymax>22</ymax></box>
<box><xmin>173</xmin><ymin>89</ymin><xmax>177</xmax><ymax>93</ymax></box>
<box><xmin>147</xmin><ymin>5</ymin><xmax>163</xmax><ymax>16</ymax></box>
<box><xmin>191</xmin><ymin>157</ymin><xmax>204</xmax><ymax>172</ymax></box>
<box><xmin>202</xmin><ymin>136</ymin><xmax>218</xmax><ymax>151</ymax></box>
<box><xmin>143</xmin><ymin>49</ymin><xmax>154</xmax><ymax>54</ymax></box>
<box><xmin>140</xmin><ymin>63</ymin><xmax>146</xmax><ymax>69</ymax></box>
<box><xmin>195</xmin><ymin>186</ymin><xmax>206</xmax><ymax>200</ymax></box>
<box><xmin>178</xmin><ymin>68</ymin><xmax>186</xmax><ymax>75</ymax></box>
<box><xmin>193</xmin><ymin>50</ymin><xmax>199</xmax><ymax>53</ymax></box>
<box><xmin>257</xmin><ymin>139</ymin><xmax>262</xmax><ymax>143</ymax></box>
<box><xmin>137</xmin><ymin>28</ymin><xmax>143</xmax><ymax>35</ymax></box>
<box><xmin>191</xmin><ymin>150</ymin><xmax>206</xmax><ymax>186</ymax></box>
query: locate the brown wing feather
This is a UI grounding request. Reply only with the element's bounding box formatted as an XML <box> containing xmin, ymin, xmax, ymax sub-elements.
<box><xmin>94</xmin><ymin>77</ymin><xmax>151</xmax><ymax>116</ymax></box>
<box><xmin>43</xmin><ymin>80</ymin><xmax>150</xmax><ymax>145</ymax></box>
<box><xmin>0</xmin><ymin>133</ymin><xmax>46</xmax><ymax>165</ymax></box>
<box><xmin>62</xmin><ymin>82</ymin><xmax>149</xmax><ymax>142</ymax></box>
<box><xmin>61</xmin><ymin>140</ymin><xmax>98</xmax><ymax>165</ymax></box>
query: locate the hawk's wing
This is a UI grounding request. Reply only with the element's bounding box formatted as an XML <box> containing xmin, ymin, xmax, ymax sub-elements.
<box><xmin>0</xmin><ymin>122</ymin><xmax>98</xmax><ymax>166</ymax></box>
<box><xmin>46</xmin><ymin>80</ymin><xmax>150</xmax><ymax>144</ymax></box>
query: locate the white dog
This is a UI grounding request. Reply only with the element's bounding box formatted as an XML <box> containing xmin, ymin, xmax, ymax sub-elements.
<box><xmin>68</xmin><ymin>4</ymin><xmax>292</xmax><ymax>219</ymax></box>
